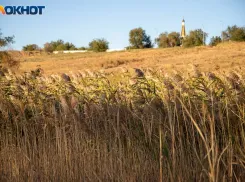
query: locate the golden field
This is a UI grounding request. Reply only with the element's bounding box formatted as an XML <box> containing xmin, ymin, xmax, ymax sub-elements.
<box><xmin>1</xmin><ymin>42</ymin><xmax>245</xmax><ymax>181</ymax></box>
<box><xmin>15</xmin><ymin>42</ymin><xmax>245</xmax><ymax>75</ymax></box>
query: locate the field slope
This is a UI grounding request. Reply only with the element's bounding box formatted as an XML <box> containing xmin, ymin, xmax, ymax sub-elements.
<box><xmin>17</xmin><ymin>42</ymin><xmax>245</xmax><ymax>75</ymax></box>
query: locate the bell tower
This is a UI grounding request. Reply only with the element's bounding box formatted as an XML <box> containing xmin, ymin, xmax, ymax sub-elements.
<box><xmin>180</xmin><ymin>19</ymin><xmax>186</xmax><ymax>46</ymax></box>
<box><xmin>181</xmin><ymin>19</ymin><xmax>186</xmax><ymax>38</ymax></box>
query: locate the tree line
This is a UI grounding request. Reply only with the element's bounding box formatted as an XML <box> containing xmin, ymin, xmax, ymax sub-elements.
<box><xmin>23</xmin><ymin>39</ymin><xmax>109</xmax><ymax>53</ymax></box>
<box><xmin>155</xmin><ymin>25</ymin><xmax>245</xmax><ymax>48</ymax></box>
<box><xmin>2</xmin><ymin>25</ymin><xmax>245</xmax><ymax>53</ymax></box>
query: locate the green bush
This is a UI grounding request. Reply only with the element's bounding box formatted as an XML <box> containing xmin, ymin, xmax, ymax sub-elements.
<box><xmin>183</xmin><ymin>29</ymin><xmax>208</xmax><ymax>47</ymax></box>
<box><xmin>222</xmin><ymin>25</ymin><xmax>245</xmax><ymax>42</ymax></box>
<box><xmin>155</xmin><ymin>32</ymin><xmax>181</xmax><ymax>48</ymax></box>
<box><xmin>78</xmin><ymin>46</ymin><xmax>88</xmax><ymax>50</ymax></box>
<box><xmin>56</xmin><ymin>44</ymin><xmax>67</xmax><ymax>51</ymax></box>
<box><xmin>209</xmin><ymin>36</ymin><xmax>222</xmax><ymax>46</ymax></box>
<box><xmin>44</xmin><ymin>43</ymin><xmax>55</xmax><ymax>53</ymax></box>
<box><xmin>89</xmin><ymin>38</ymin><xmax>109</xmax><ymax>52</ymax></box>
<box><xmin>43</xmin><ymin>39</ymin><xmax>77</xmax><ymax>52</ymax></box>
<box><xmin>22</xmin><ymin>44</ymin><xmax>40</xmax><ymax>51</ymax></box>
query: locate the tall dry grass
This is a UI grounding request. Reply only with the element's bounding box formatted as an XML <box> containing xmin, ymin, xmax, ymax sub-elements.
<box><xmin>0</xmin><ymin>67</ymin><xmax>245</xmax><ymax>181</ymax></box>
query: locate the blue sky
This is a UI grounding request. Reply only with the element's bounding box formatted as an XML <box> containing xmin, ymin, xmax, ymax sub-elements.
<box><xmin>0</xmin><ymin>0</ymin><xmax>245</xmax><ymax>50</ymax></box>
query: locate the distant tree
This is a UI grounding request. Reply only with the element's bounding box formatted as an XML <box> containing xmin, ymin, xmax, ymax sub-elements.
<box><xmin>129</xmin><ymin>27</ymin><xmax>153</xmax><ymax>49</ymax></box>
<box><xmin>0</xmin><ymin>29</ymin><xmax>15</xmax><ymax>48</ymax></box>
<box><xmin>155</xmin><ymin>32</ymin><xmax>180</xmax><ymax>48</ymax></box>
<box><xmin>56</xmin><ymin>44</ymin><xmax>66</xmax><ymax>51</ymax></box>
<box><xmin>52</xmin><ymin>39</ymin><xmax>65</xmax><ymax>50</ymax></box>
<box><xmin>43</xmin><ymin>40</ymin><xmax>77</xmax><ymax>52</ymax></box>
<box><xmin>0</xmin><ymin>51</ymin><xmax>20</xmax><ymax>71</ymax></box>
<box><xmin>155</xmin><ymin>32</ymin><xmax>169</xmax><ymax>48</ymax></box>
<box><xmin>209</xmin><ymin>36</ymin><xmax>222</xmax><ymax>46</ymax></box>
<box><xmin>78</xmin><ymin>46</ymin><xmax>88</xmax><ymax>50</ymax></box>
<box><xmin>0</xmin><ymin>30</ymin><xmax>19</xmax><ymax>71</ymax></box>
<box><xmin>44</xmin><ymin>40</ymin><xmax>64</xmax><ymax>52</ymax></box>
<box><xmin>222</xmin><ymin>31</ymin><xmax>229</xmax><ymax>42</ymax></box>
<box><xmin>222</xmin><ymin>25</ymin><xmax>245</xmax><ymax>42</ymax></box>
<box><xmin>168</xmin><ymin>32</ymin><xmax>181</xmax><ymax>47</ymax></box>
<box><xmin>64</xmin><ymin>42</ymin><xmax>77</xmax><ymax>50</ymax></box>
<box><xmin>183</xmin><ymin>29</ymin><xmax>208</xmax><ymax>47</ymax></box>
<box><xmin>44</xmin><ymin>42</ymin><xmax>55</xmax><ymax>53</ymax></box>
<box><xmin>22</xmin><ymin>44</ymin><xmax>40</xmax><ymax>51</ymax></box>
<box><xmin>89</xmin><ymin>39</ymin><xmax>109</xmax><ymax>52</ymax></box>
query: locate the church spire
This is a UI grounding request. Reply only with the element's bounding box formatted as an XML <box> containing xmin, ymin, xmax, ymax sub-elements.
<box><xmin>181</xmin><ymin>19</ymin><xmax>186</xmax><ymax>38</ymax></box>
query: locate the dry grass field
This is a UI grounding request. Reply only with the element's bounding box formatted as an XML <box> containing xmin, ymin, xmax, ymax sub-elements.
<box><xmin>1</xmin><ymin>42</ymin><xmax>245</xmax><ymax>181</ymax></box>
<box><xmin>16</xmin><ymin>42</ymin><xmax>245</xmax><ymax>75</ymax></box>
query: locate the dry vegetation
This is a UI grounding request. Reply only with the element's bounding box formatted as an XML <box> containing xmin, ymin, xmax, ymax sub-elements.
<box><xmin>1</xmin><ymin>66</ymin><xmax>245</xmax><ymax>181</ymax></box>
<box><xmin>14</xmin><ymin>42</ymin><xmax>245</xmax><ymax>75</ymax></box>
<box><xmin>0</xmin><ymin>42</ymin><xmax>245</xmax><ymax>181</ymax></box>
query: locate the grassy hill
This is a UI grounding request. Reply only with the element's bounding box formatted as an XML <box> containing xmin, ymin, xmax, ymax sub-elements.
<box><xmin>15</xmin><ymin>42</ymin><xmax>245</xmax><ymax>75</ymax></box>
